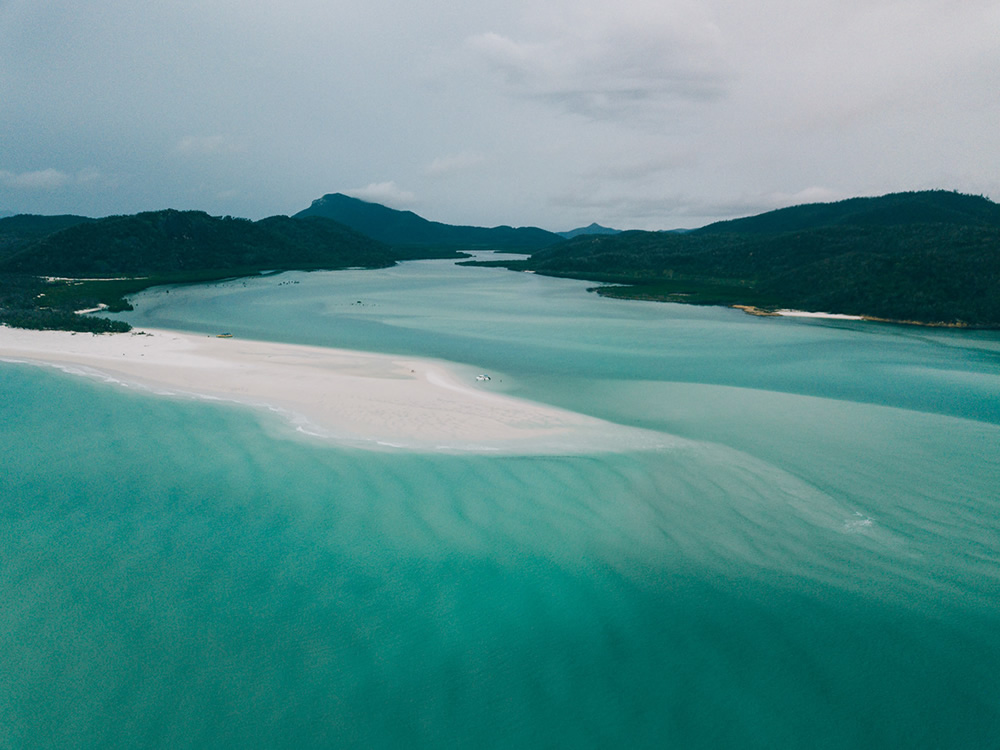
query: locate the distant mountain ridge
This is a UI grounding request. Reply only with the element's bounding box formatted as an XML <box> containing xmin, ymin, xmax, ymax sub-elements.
<box><xmin>469</xmin><ymin>190</ymin><xmax>1000</xmax><ymax>327</ymax></box>
<box><xmin>0</xmin><ymin>210</ymin><xmax>395</xmax><ymax>276</ymax></box>
<box><xmin>0</xmin><ymin>209</ymin><xmax>405</xmax><ymax>332</ymax></box>
<box><xmin>0</xmin><ymin>214</ymin><xmax>95</xmax><ymax>258</ymax></box>
<box><xmin>4</xmin><ymin>189</ymin><xmax>999</xmax><ymax>330</ymax></box>
<box><xmin>295</xmin><ymin>193</ymin><xmax>561</xmax><ymax>250</ymax></box>
<box><xmin>557</xmin><ymin>223</ymin><xmax>621</xmax><ymax>239</ymax></box>
<box><xmin>695</xmin><ymin>190</ymin><xmax>1000</xmax><ymax>235</ymax></box>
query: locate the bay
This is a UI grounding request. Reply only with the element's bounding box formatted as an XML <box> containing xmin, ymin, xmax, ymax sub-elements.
<box><xmin>2</xmin><ymin>257</ymin><xmax>998</xmax><ymax>747</ymax></box>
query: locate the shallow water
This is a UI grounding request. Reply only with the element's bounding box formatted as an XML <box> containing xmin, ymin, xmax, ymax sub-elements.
<box><xmin>2</xmin><ymin>258</ymin><xmax>999</xmax><ymax>747</ymax></box>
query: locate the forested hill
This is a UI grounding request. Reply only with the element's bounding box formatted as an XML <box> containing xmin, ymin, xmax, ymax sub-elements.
<box><xmin>0</xmin><ymin>210</ymin><xmax>403</xmax><ymax>332</ymax></box>
<box><xmin>695</xmin><ymin>190</ymin><xmax>1000</xmax><ymax>235</ymax></box>
<box><xmin>0</xmin><ymin>214</ymin><xmax>94</xmax><ymax>258</ymax></box>
<box><xmin>0</xmin><ymin>210</ymin><xmax>395</xmax><ymax>276</ymax></box>
<box><xmin>557</xmin><ymin>223</ymin><xmax>621</xmax><ymax>239</ymax></box>
<box><xmin>473</xmin><ymin>191</ymin><xmax>1000</xmax><ymax>327</ymax></box>
<box><xmin>295</xmin><ymin>193</ymin><xmax>561</xmax><ymax>250</ymax></box>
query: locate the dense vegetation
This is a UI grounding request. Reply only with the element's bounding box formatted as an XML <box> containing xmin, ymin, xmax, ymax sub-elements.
<box><xmin>0</xmin><ymin>210</ymin><xmax>398</xmax><ymax>276</ymax></box>
<box><xmin>0</xmin><ymin>273</ymin><xmax>130</xmax><ymax>332</ymax></box>
<box><xmin>0</xmin><ymin>209</ymin><xmax>420</xmax><ymax>331</ymax></box>
<box><xmin>0</xmin><ymin>214</ymin><xmax>94</xmax><ymax>259</ymax></box>
<box><xmin>464</xmin><ymin>191</ymin><xmax>1000</xmax><ymax>327</ymax></box>
<box><xmin>295</xmin><ymin>192</ymin><xmax>562</xmax><ymax>250</ymax></box>
<box><xmin>694</xmin><ymin>190</ymin><xmax>1000</xmax><ymax>235</ymax></box>
<box><xmin>4</xmin><ymin>190</ymin><xmax>998</xmax><ymax>332</ymax></box>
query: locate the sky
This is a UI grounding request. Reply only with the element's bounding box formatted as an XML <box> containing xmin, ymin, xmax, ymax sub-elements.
<box><xmin>2</xmin><ymin>0</ymin><xmax>999</xmax><ymax>230</ymax></box>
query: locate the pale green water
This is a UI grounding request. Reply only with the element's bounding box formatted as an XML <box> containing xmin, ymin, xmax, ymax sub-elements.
<box><xmin>2</xmin><ymin>258</ymin><xmax>999</xmax><ymax>747</ymax></box>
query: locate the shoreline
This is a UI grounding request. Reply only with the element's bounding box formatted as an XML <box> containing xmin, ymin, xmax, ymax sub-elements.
<box><xmin>731</xmin><ymin>305</ymin><xmax>972</xmax><ymax>328</ymax></box>
<box><xmin>0</xmin><ymin>326</ymin><xmax>663</xmax><ymax>454</ymax></box>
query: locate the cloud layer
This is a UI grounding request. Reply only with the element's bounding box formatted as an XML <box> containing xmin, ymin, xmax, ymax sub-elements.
<box><xmin>2</xmin><ymin>0</ymin><xmax>998</xmax><ymax>229</ymax></box>
<box><xmin>465</xmin><ymin>2</ymin><xmax>730</xmax><ymax>117</ymax></box>
<box><xmin>0</xmin><ymin>168</ymin><xmax>103</xmax><ymax>192</ymax></box>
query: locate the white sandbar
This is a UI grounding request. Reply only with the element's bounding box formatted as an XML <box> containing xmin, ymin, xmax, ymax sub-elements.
<box><xmin>776</xmin><ymin>310</ymin><xmax>864</xmax><ymax>320</ymax></box>
<box><xmin>0</xmin><ymin>326</ymin><xmax>661</xmax><ymax>454</ymax></box>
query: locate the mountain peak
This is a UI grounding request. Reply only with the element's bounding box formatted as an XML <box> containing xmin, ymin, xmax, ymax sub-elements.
<box><xmin>295</xmin><ymin>194</ymin><xmax>560</xmax><ymax>250</ymax></box>
<box><xmin>557</xmin><ymin>222</ymin><xmax>621</xmax><ymax>239</ymax></box>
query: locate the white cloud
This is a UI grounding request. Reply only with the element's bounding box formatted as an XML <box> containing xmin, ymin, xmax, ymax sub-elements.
<box><xmin>761</xmin><ymin>187</ymin><xmax>847</xmax><ymax>210</ymax></box>
<box><xmin>546</xmin><ymin>184</ymin><xmax>859</xmax><ymax>230</ymax></box>
<box><xmin>465</xmin><ymin>1</ymin><xmax>730</xmax><ymax>117</ymax></box>
<box><xmin>426</xmin><ymin>152</ymin><xmax>488</xmax><ymax>176</ymax></box>
<box><xmin>668</xmin><ymin>189</ymin><xmax>851</xmax><ymax>224</ymax></box>
<box><xmin>75</xmin><ymin>168</ymin><xmax>104</xmax><ymax>184</ymax></box>
<box><xmin>2</xmin><ymin>1</ymin><xmax>999</xmax><ymax>226</ymax></box>
<box><xmin>580</xmin><ymin>153</ymin><xmax>699</xmax><ymax>181</ymax></box>
<box><xmin>547</xmin><ymin>186</ymin><xmax>678</xmax><ymax>225</ymax></box>
<box><xmin>344</xmin><ymin>181</ymin><xmax>417</xmax><ymax>209</ymax></box>
<box><xmin>0</xmin><ymin>168</ymin><xmax>72</xmax><ymax>190</ymax></box>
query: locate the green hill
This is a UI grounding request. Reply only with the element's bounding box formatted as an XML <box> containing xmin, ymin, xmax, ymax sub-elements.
<box><xmin>6</xmin><ymin>190</ymin><xmax>998</xmax><ymax>331</ymax></box>
<box><xmin>557</xmin><ymin>223</ymin><xmax>621</xmax><ymax>239</ymax></box>
<box><xmin>295</xmin><ymin>193</ymin><xmax>561</xmax><ymax>250</ymax></box>
<box><xmin>0</xmin><ymin>214</ymin><xmax>94</xmax><ymax>261</ymax></box>
<box><xmin>0</xmin><ymin>210</ymin><xmax>395</xmax><ymax>276</ymax></box>
<box><xmin>695</xmin><ymin>190</ymin><xmax>1000</xmax><ymax>235</ymax></box>
<box><xmin>0</xmin><ymin>210</ymin><xmax>400</xmax><ymax>332</ymax></box>
<box><xmin>468</xmin><ymin>191</ymin><xmax>1000</xmax><ymax>327</ymax></box>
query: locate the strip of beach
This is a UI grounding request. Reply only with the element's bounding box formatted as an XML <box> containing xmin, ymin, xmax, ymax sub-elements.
<box><xmin>0</xmin><ymin>326</ymin><xmax>656</xmax><ymax>453</ymax></box>
<box><xmin>732</xmin><ymin>305</ymin><xmax>863</xmax><ymax>320</ymax></box>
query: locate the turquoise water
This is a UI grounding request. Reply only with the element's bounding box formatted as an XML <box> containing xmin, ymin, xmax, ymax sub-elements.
<box><xmin>2</xmin><ymin>258</ymin><xmax>999</xmax><ymax>747</ymax></box>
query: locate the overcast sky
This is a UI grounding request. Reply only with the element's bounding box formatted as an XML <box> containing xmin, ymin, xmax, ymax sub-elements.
<box><xmin>2</xmin><ymin>0</ymin><xmax>998</xmax><ymax>230</ymax></box>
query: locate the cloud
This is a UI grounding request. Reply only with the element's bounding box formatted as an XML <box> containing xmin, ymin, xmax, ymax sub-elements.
<box><xmin>579</xmin><ymin>152</ymin><xmax>698</xmax><ymax>181</ymax></box>
<box><xmin>0</xmin><ymin>168</ymin><xmax>107</xmax><ymax>191</ymax></box>
<box><xmin>659</xmin><ymin>188</ymin><xmax>853</xmax><ymax>224</ymax></box>
<box><xmin>344</xmin><ymin>181</ymin><xmax>416</xmax><ymax>209</ymax></box>
<box><xmin>0</xmin><ymin>168</ymin><xmax>72</xmax><ymax>190</ymax></box>
<box><xmin>761</xmin><ymin>187</ymin><xmax>847</xmax><ymax>209</ymax></box>
<box><xmin>2</xmin><ymin>1</ymin><xmax>998</xmax><ymax>226</ymax></box>
<box><xmin>75</xmin><ymin>168</ymin><xmax>104</xmax><ymax>185</ymax></box>
<box><xmin>426</xmin><ymin>152</ymin><xmax>488</xmax><ymax>176</ymax></box>
<box><xmin>175</xmin><ymin>135</ymin><xmax>247</xmax><ymax>156</ymax></box>
<box><xmin>465</xmin><ymin>1</ymin><xmax>730</xmax><ymax>117</ymax></box>
<box><xmin>547</xmin><ymin>186</ymin><xmax>679</xmax><ymax>224</ymax></box>
<box><xmin>547</xmin><ymin>184</ymin><xmax>854</xmax><ymax>230</ymax></box>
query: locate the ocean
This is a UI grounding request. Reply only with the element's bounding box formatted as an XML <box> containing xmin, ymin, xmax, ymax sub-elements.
<box><xmin>2</xmin><ymin>257</ymin><xmax>998</xmax><ymax>747</ymax></box>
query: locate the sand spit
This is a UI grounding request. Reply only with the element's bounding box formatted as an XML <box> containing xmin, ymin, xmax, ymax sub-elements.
<box><xmin>732</xmin><ymin>305</ymin><xmax>972</xmax><ymax>327</ymax></box>
<box><xmin>732</xmin><ymin>305</ymin><xmax>862</xmax><ymax>320</ymax></box>
<box><xmin>0</xmin><ymin>326</ymin><xmax>661</xmax><ymax>454</ymax></box>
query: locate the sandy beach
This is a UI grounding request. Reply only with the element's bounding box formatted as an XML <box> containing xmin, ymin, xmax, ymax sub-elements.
<box><xmin>0</xmin><ymin>326</ymin><xmax>652</xmax><ymax>453</ymax></box>
<box><xmin>775</xmin><ymin>309</ymin><xmax>864</xmax><ymax>320</ymax></box>
<box><xmin>732</xmin><ymin>305</ymin><xmax>864</xmax><ymax>320</ymax></box>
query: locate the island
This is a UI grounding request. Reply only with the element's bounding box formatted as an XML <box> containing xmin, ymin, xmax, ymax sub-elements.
<box><xmin>3</xmin><ymin>189</ymin><xmax>998</xmax><ymax>331</ymax></box>
<box><xmin>0</xmin><ymin>209</ymin><xmax>463</xmax><ymax>332</ymax></box>
<box><xmin>462</xmin><ymin>190</ymin><xmax>1000</xmax><ymax>328</ymax></box>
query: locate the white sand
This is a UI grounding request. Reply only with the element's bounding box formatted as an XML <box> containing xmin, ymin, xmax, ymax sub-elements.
<box><xmin>776</xmin><ymin>310</ymin><xmax>864</xmax><ymax>320</ymax></box>
<box><xmin>0</xmin><ymin>326</ymin><xmax>660</xmax><ymax>453</ymax></box>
